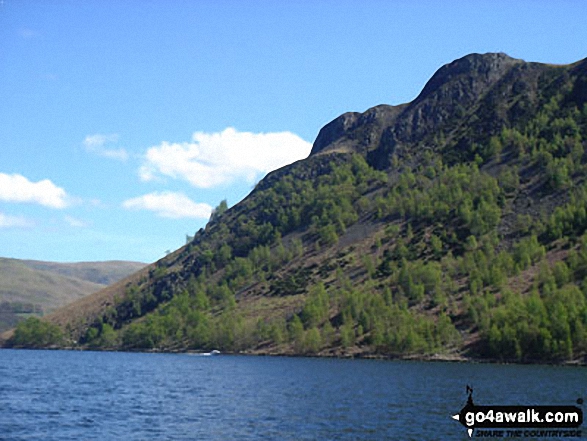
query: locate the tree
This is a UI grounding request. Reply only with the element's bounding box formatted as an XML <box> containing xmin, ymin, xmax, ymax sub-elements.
<box><xmin>340</xmin><ymin>322</ymin><xmax>355</xmax><ymax>348</ymax></box>
<box><xmin>303</xmin><ymin>327</ymin><xmax>322</xmax><ymax>353</ymax></box>
<box><xmin>318</xmin><ymin>223</ymin><xmax>338</xmax><ymax>246</ymax></box>
<box><xmin>430</xmin><ymin>234</ymin><xmax>443</xmax><ymax>259</ymax></box>
<box><xmin>209</xmin><ymin>199</ymin><xmax>228</xmax><ymax>223</ymax></box>
<box><xmin>288</xmin><ymin>315</ymin><xmax>304</xmax><ymax>350</ymax></box>
<box><xmin>99</xmin><ymin>323</ymin><xmax>118</xmax><ymax>347</ymax></box>
<box><xmin>9</xmin><ymin>317</ymin><xmax>63</xmax><ymax>348</ymax></box>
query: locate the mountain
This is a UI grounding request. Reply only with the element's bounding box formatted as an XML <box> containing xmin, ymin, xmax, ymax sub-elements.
<box><xmin>6</xmin><ymin>53</ymin><xmax>587</xmax><ymax>363</ymax></box>
<box><xmin>0</xmin><ymin>259</ymin><xmax>146</xmax><ymax>332</ymax></box>
<box><xmin>17</xmin><ymin>259</ymin><xmax>148</xmax><ymax>286</ymax></box>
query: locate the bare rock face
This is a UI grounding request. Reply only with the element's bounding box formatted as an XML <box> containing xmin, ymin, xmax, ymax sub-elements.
<box><xmin>309</xmin><ymin>53</ymin><xmax>587</xmax><ymax>171</ymax></box>
<box><xmin>310</xmin><ymin>111</ymin><xmax>361</xmax><ymax>155</ymax></box>
<box><xmin>310</xmin><ymin>105</ymin><xmax>402</xmax><ymax>156</ymax></box>
<box><xmin>310</xmin><ymin>53</ymin><xmax>523</xmax><ymax>161</ymax></box>
<box><xmin>415</xmin><ymin>52</ymin><xmax>520</xmax><ymax>105</ymax></box>
<box><xmin>392</xmin><ymin>53</ymin><xmax>522</xmax><ymax>143</ymax></box>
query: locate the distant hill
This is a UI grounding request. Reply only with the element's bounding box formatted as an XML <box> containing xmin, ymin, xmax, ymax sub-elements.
<box><xmin>18</xmin><ymin>260</ymin><xmax>147</xmax><ymax>286</ymax></box>
<box><xmin>7</xmin><ymin>53</ymin><xmax>587</xmax><ymax>364</ymax></box>
<box><xmin>0</xmin><ymin>259</ymin><xmax>146</xmax><ymax>331</ymax></box>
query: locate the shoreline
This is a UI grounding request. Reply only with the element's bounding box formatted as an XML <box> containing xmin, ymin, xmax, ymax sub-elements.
<box><xmin>2</xmin><ymin>345</ymin><xmax>586</xmax><ymax>367</ymax></box>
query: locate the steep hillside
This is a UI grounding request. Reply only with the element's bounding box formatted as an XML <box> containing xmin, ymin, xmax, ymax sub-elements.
<box><xmin>7</xmin><ymin>53</ymin><xmax>587</xmax><ymax>364</ymax></box>
<box><xmin>0</xmin><ymin>259</ymin><xmax>146</xmax><ymax>332</ymax></box>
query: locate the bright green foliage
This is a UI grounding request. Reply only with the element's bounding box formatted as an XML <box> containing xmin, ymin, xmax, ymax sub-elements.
<box><xmin>340</xmin><ymin>321</ymin><xmax>355</xmax><ymax>348</ymax></box>
<box><xmin>461</xmin><ymin>231</ymin><xmax>587</xmax><ymax>362</ymax></box>
<box><xmin>513</xmin><ymin>236</ymin><xmax>545</xmax><ymax>271</ymax></box>
<box><xmin>288</xmin><ymin>315</ymin><xmax>305</xmax><ymax>351</ymax></box>
<box><xmin>542</xmin><ymin>185</ymin><xmax>587</xmax><ymax>241</ymax></box>
<box><xmin>483</xmin><ymin>284</ymin><xmax>587</xmax><ymax>362</ymax></box>
<box><xmin>10</xmin><ymin>317</ymin><xmax>63</xmax><ymax>348</ymax></box>
<box><xmin>300</xmin><ymin>282</ymin><xmax>329</xmax><ymax>328</ymax></box>
<box><xmin>377</xmin><ymin>161</ymin><xmax>503</xmax><ymax>245</ymax></box>
<box><xmin>303</xmin><ymin>327</ymin><xmax>322</xmax><ymax>354</ymax></box>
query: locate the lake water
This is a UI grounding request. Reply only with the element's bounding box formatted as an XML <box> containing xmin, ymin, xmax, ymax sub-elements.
<box><xmin>0</xmin><ymin>350</ymin><xmax>585</xmax><ymax>440</ymax></box>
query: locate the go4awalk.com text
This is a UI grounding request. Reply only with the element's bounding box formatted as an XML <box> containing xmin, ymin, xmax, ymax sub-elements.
<box><xmin>452</xmin><ymin>386</ymin><xmax>583</xmax><ymax>438</ymax></box>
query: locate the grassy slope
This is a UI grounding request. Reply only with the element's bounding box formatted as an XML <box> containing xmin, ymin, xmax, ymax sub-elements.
<box><xmin>0</xmin><ymin>258</ymin><xmax>147</xmax><ymax>310</ymax></box>
<box><xmin>0</xmin><ymin>258</ymin><xmax>104</xmax><ymax>310</ymax></box>
<box><xmin>19</xmin><ymin>260</ymin><xmax>147</xmax><ymax>286</ymax></box>
<box><xmin>0</xmin><ymin>258</ymin><xmax>147</xmax><ymax>332</ymax></box>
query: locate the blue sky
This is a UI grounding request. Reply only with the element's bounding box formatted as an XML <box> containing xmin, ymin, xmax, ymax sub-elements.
<box><xmin>1</xmin><ymin>0</ymin><xmax>586</xmax><ymax>263</ymax></box>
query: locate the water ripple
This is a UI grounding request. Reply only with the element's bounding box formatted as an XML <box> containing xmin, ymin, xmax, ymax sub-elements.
<box><xmin>0</xmin><ymin>350</ymin><xmax>585</xmax><ymax>440</ymax></box>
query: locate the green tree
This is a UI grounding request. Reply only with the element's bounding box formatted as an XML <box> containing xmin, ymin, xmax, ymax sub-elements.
<box><xmin>340</xmin><ymin>321</ymin><xmax>355</xmax><ymax>348</ymax></box>
<box><xmin>10</xmin><ymin>317</ymin><xmax>63</xmax><ymax>348</ymax></box>
<box><xmin>209</xmin><ymin>199</ymin><xmax>228</xmax><ymax>223</ymax></box>
<box><xmin>303</xmin><ymin>327</ymin><xmax>322</xmax><ymax>353</ymax></box>
<box><xmin>288</xmin><ymin>315</ymin><xmax>304</xmax><ymax>350</ymax></box>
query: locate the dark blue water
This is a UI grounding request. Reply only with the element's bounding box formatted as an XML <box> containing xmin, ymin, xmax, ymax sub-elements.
<box><xmin>0</xmin><ymin>350</ymin><xmax>585</xmax><ymax>440</ymax></box>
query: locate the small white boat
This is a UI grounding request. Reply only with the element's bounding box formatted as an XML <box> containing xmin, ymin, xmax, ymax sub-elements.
<box><xmin>189</xmin><ymin>349</ymin><xmax>221</xmax><ymax>356</ymax></box>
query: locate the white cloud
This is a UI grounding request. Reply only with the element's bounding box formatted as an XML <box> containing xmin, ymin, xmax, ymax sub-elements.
<box><xmin>0</xmin><ymin>173</ymin><xmax>69</xmax><ymax>209</ymax></box>
<box><xmin>83</xmin><ymin>133</ymin><xmax>129</xmax><ymax>161</ymax></box>
<box><xmin>139</xmin><ymin>127</ymin><xmax>312</xmax><ymax>188</ymax></box>
<box><xmin>0</xmin><ymin>212</ymin><xmax>34</xmax><ymax>229</ymax></box>
<box><xmin>122</xmin><ymin>191</ymin><xmax>213</xmax><ymax>219</ymax></box>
